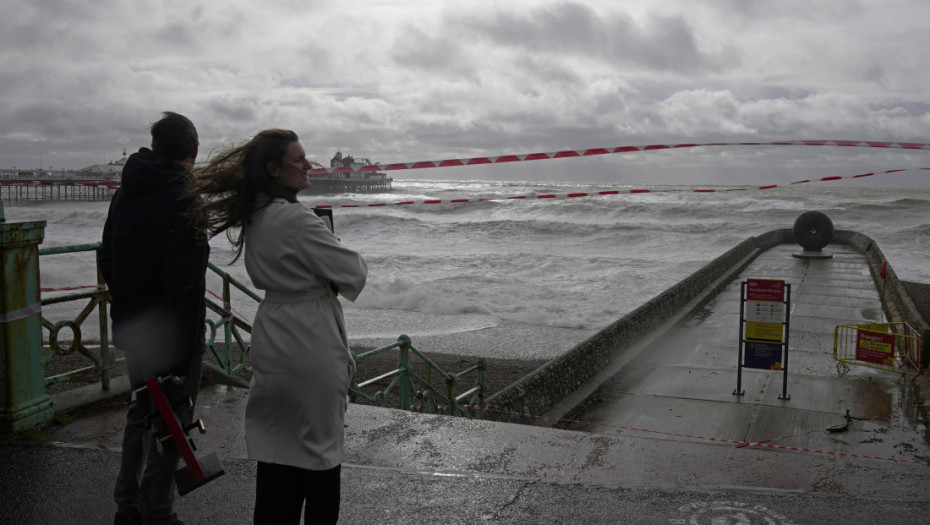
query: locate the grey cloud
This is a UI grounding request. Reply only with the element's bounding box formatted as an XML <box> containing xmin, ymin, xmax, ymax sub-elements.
<box><xmin>457</xmin><ymin>2</ymin><xmax>739</xmax><ymax>74</ymax></box>
<box><xmin>205</xmin><ymin>97</ymin><xmax>260</xmax><ymax>123</ymax></box>
<box><xmin>512</xmin><ymin>55</ymin><xmax>584</xmax><ymax>86</ymax></box>
<box><xmin>610</xmin><ymin>15</ymin><xmax>718</xmax><ymax>73</ymax></box>
<box><xmin>153</xmin><ymin>21</ymin><xmax>198</xmax><ymax>49</ymax></box>
<box><xmin>391</xmin><ymin>25</ymin><xmax>477</xmax><ymax>80</ymax></box>
<box><xmin>467</xmin><ymin>2</ymin><xmax>606</xmax><ymax>54</ymax></box>
<box><xmin>706</xmin><ymin>0</ymin><xmax>861</xmax><ymax>22</ymax></box>
<box><xmin>1</xmin><ymin>0</ymin><xmax>927</xmax><ymax>181</ymax></box>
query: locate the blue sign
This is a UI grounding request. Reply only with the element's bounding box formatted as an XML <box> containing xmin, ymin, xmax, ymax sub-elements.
<box><xmin>744</xmin><ymin>341</ymin><xmax>782</xmax><ymax>370</ymax></box>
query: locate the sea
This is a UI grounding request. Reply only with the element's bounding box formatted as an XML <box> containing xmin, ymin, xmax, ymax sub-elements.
<box><xmin>6</xmin><ymin>180</ymin><xmax>930</xmax><ymax>360</ymax></box>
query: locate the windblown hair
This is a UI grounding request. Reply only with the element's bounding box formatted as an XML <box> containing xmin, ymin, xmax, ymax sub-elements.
<box><xmin>151</xmin><ymin>111</ymin><xmax>198</xmax><ymax>161</ymax></box>
<box><xmin>187</xmin><ymin>129</ymin><xmax>301</xmax><ymax>261</ymax></box>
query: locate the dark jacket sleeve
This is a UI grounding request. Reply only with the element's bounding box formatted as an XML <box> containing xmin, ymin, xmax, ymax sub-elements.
<box><xmin>99</xmin><ymin>192</ymin><xmax>118</xmax><ymax>287</ymax></box>
<box><xmin>163</xmin><ymin>195</ymin><xmax>210</xmax><ymax>376</ymax></box>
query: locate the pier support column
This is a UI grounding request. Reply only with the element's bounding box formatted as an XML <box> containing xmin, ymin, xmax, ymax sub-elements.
<box><xmin>0</xmin><ymin>203</ymin><xmax>53</xmax><ymax>434</ymax></box>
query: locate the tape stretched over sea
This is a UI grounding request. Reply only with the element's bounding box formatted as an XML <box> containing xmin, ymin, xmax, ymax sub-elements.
<box><xmin>311</xmin><ymin>166</ymin><xmax>930</xmax><ymax>208</ymax></box>
<box><xmin>5</xmin><ymin>140</ymin><xmax>928</xmax><ymax>202</ymax></box>
<box><xmin>308</xmin><ymin>140</ymin><xmax>930</xmax><ymax>175</ymax></box>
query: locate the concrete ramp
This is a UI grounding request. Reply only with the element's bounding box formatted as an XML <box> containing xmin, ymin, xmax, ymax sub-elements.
<box><xmin>486</xmin><ymin>231</ymin><xmax>930</xmax><ymax>466</ymax></box>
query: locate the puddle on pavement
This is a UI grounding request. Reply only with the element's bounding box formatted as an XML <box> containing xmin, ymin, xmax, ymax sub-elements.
<box><xmin>844</xmin><ymin>379</ymin><xmax>930</xmax><ymax>461</ymax></box>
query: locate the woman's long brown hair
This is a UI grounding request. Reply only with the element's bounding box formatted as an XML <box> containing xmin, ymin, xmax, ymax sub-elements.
<box><xmin>186</xmin><ymin>129</ymin><xmax>301</xmax><ymax>262</ymax></box>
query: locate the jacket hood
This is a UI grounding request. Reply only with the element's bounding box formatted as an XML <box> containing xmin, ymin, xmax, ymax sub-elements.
<box><xmin>120</xmin><ymin>148</ymin><xmax>189</xmax><ymax>197</ymax></box>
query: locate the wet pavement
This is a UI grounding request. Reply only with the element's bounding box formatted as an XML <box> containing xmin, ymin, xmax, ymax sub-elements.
<box><xmin>573</xmin><ymin>244</ymin><xmax>930</xmax><ymax>470</ymax></box>
<box><xmin>4</xmin><ymin>242</ymin><xmax>930</xmax><ymax>524</ymax></box>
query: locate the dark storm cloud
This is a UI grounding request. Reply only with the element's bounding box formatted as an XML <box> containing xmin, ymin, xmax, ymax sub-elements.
<box><xmin>458</xmin><ymin>2</ymin><xmax>740</xmax><ymax>74</ymax></box>
<box><xmin>0</xmin><ymin>0</ymin><xmax>927</xmax><ymax>185</ymax></box>
<box><xmin>391</xmin><ymin>26</ymin><xmax>478</xmax><ymax>80</ymax></box>
<box><xmin>206</xmin><ymin>97</ymin><xmax>261</xmax><ymax>123</ymax></box>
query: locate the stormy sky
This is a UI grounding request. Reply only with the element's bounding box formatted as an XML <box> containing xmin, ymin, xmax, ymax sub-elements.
<box><xmin>3</xmin><ymin>0</ymin><xmax>929</xmax><ymax>185</ymax></box>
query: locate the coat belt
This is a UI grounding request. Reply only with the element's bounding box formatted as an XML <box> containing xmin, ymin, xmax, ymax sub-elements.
<box><xmin>263</xmin><ymin>289</ymin><xmax>330</xmax><ymax>304</ymax></box>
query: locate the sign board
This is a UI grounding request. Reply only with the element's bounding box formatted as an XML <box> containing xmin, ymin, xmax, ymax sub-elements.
<box><xmin>745</xmin><ymin>301</ymin><xmax>785</xmax><ymax>324</ymax></box>
<box><xmin>735</xmin><ymin>279</ymin><xmax>791</xmax><ymax>400</ymax></box>
<box><xmin>746</xmin><ymin>279</ymin><xmax>786</xmax><ymax>302</ymax></box>
<box><xmin>855</xmin><ymin>328</ymin><xmax>895</xmax><ymax>365</ymax></box>
<box><xmin>745</xmin><ymin>342</ymin><xmax>783</xmax><ymax>370</ymax></box>
<box><xmin>745</xmin><ymin>321</ymin><xmax>784</xmax><ymax>343</ymax></box>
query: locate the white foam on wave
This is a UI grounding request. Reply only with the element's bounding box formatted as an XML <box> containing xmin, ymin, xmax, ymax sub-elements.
<box><xmin>343</xmin><ymin>307</ymin><xmax>499</xmax><ymax>339</ymax></box>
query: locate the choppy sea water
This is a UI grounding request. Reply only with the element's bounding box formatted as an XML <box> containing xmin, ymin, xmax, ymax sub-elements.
<box><xmin>7</xmin><ymin>180</ymin><xmax>930</xmax><ymax>358</ymax></box>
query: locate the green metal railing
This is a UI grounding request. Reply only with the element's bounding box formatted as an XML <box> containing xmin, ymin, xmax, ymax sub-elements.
<box><xmin>202</xmin><ymin>261</ymin><xmax>258</xmax><ymax>387</ymax></box>
<box><xmin>350</xmin><ymin>334</ymin><xmax>487</xmax><ymax>417</ymax></box>
<box><xmin>37</xmin><ymin>244</ymin><xmax>487</xmax><ymax>417</ymax></box>
<box><xmin>38</xmin><ymin>243</ymin><xmax>114</xmax><ymax>389</ymax></box>
<box><xmin>35</xmin><ymin>243</ymin><xmax>259</xmax><ymax>390</ymax></box>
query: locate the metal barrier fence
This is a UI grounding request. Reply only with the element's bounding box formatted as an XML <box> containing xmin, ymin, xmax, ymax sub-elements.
<box><xmin>834</xmin><ymin>322</ymin><xmax>923</xmax><ymax>382</ymax></box>
<box><xmin>350</xmin><ymin>334</ymin><xmax>487</xmax><ymax>417</ymax></box>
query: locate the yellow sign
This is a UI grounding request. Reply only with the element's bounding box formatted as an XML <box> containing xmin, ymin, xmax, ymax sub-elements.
<box><xmin>745</xmin><ymin>321</ymin><xmax>783</xmax><ymax>343</ymax></box>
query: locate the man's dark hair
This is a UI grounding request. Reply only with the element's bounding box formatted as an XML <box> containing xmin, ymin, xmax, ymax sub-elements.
<box><xmin>150</xmin><ymin>111</ymin><xmax>198</xmax><ymax>161</ymax></box>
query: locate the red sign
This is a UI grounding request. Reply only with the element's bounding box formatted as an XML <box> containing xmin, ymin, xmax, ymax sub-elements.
<box><xmin>746</xmin><ymin>279</ymin><xmax>786</xmax><ymax>302</ymax></box>
<box><xmin>856</xmin><ymin>329</ymin><xmax>896</xmax><ymax>365</ymax></box>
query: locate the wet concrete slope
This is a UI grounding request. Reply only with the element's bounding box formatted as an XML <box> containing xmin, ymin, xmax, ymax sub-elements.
<box><xmin>571</xmin><ymin>242</ymin><xmax>930</xmax><ymax>476</ymax></box>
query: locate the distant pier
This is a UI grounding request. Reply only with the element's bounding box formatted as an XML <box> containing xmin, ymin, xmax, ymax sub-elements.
<box><xmin>2</xmin><ymin>169</ymin><xmax>393</xmax><ymax>203</ymax></box>
<box><xmin>1</xmin><ymin>170</ymin><xmax>119</xmax><ymax>202</ymax></box>
<box><xmin>311</xmin><ymin>152</ymin><xmax>393</xmax><ymax>194</ymax></box>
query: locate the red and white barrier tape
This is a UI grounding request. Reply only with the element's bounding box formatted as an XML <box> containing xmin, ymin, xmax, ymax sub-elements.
<box><xmin>40</xmin><ymin>284</ymin><xmax>107</xmax><ymax>293</ymax></box>
<box><xmin>5</xmin><ymin>166</ymin><xmax>925</xmax><ymax>205</ymax></box>
<box><xmin>309</xmin><ymin>140</ymin><xmax>930</xmax><ymax>175</ymax></box>
<box><xmin>4</xmin><ymin>140</ymin><xmax>926</xmax><ymax>195</ymax></box>
<box><xmin>207</xmin><ymin>289</ymin><xmax>253</xmax><ymax>322</ymax></box>
<box><xmin>0</xmin><ymin>302</ymin><xmax>42</xmax><ymax>323</ymax></box>
<box><xmin>312</xmin><ymin>166</ymin><xmax>930</xmax><ymax>209</ymax></box>
<box><xmin>0</xmin><ymin>286</ymin><xmax>110</xmax><ymax>323</ymax></box>
<box><xmin>473</xmin><ymin>405</ymin><xmax>930</xmax><ymax>467</ymax></box>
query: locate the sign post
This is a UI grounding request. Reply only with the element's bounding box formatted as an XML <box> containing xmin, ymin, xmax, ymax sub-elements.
<box><xmin>734</xmin><ymin>279</ymin><xmax>791</xmax><ymax>400</ymax></box>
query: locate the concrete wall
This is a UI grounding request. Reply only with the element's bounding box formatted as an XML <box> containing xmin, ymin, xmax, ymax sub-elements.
<box><xmin>837</xmin><ymin>230</ymin><xmax>930</xmax><ymax>368</ymax></box>
<box><xmin>484</xmin><ymin>229</ymin><xmax>928</xmax><ymax>424</ymax></box>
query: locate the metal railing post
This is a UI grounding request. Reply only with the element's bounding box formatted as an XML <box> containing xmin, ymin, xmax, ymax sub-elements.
<box><xmin>398</xmin><ymin>335</ymin><xmax>411</xmax><ymax>410</ymax></box>
<box><xmin>0</xmin><ymin>213</ymin><xmax>54</xmax><ymax>433</ymax></box>
<box><xmin>95</xmin><ymin>248</ymin><xmax>111</xmax><ymax>390</ymax></box>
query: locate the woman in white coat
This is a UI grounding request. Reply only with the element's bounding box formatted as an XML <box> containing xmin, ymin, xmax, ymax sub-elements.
<box><xmin>190</xmin><ymin>129</ymin><xmax>367</xmax><ymax>524</ymax></box>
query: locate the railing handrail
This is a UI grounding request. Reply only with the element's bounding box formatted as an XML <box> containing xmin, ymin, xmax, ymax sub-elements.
<box><xmin>38</xmin><ymin>242</ymin><xmax>113</xmax><ymax>389</ymax></box>
<box><xmin>206</xmin><ymin>261</ymin><xmax>262</xmax><ymax>302</ymax></box>
<box><xmin>38</xmin><ymin>243</ymin><xmax>486</xmax><ymax>418</ymax></box>
<box><xmin>36</xmin><ymin>242</ymin><xmax>260</xmax><ymax>390</ymax></box>
<box><xmin>38</xmin><ymin>243</ymin><xmax>105</xmax><ymax>256</ymax></box>
<box><xmin>350</xmin><ymin>334</ymin><xmax>486</xmax><ymax>417</ymax></box>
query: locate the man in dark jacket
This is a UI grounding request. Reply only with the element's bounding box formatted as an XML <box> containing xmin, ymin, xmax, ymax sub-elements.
<box><xmin>100</xmin><ymin>112</ymin><xmax>209</xmax><ymax>525</ymax></box>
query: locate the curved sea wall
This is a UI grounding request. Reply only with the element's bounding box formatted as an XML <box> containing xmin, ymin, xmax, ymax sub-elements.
<box><xmin>840</xmin><ymin>230</ymin><xmax>930</xmax><ymax>367</ymax></box>
<box><xmin>484</xmin><ymin>229</ymin><xmax>929</xmax><ymax>425</ymax></box>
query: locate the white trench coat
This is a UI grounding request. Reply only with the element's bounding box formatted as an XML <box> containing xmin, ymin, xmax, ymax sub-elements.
<box><xmin>244</xmin><ymin>198</ymin><xmax>367</xmax><ymax>471</ymax></box>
